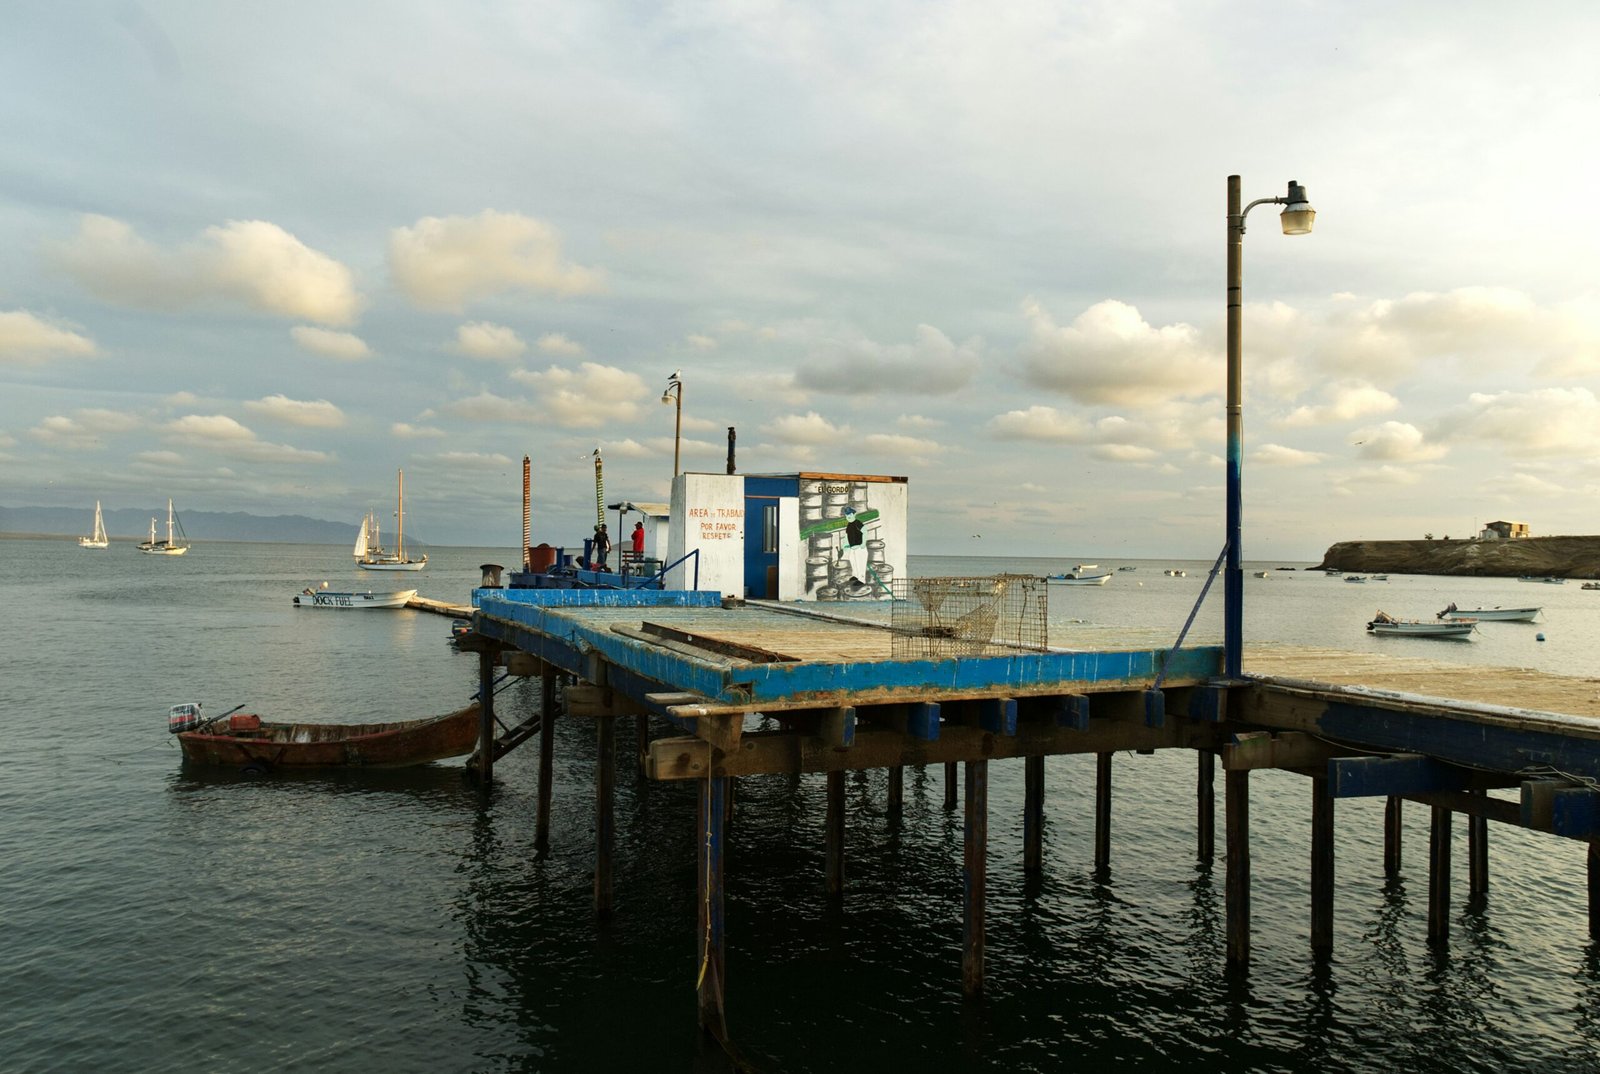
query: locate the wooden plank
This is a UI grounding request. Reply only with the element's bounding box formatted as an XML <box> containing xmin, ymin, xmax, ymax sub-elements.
<box><xmin>609</xmin><ymin>625</ymin><xmax>744</xmax><ymax>668</ymax></box>
<box><xmin>1023</xmin><ymin>755</ymin><xmax>1044</xmax><ymax>873</ymax></box>
<box><xmin>978</xmin><ymin>697</ymin><xmax>1017</xmax><ymax>736</ymax></box>
<box><xmin>1383</xmin><ymin>796</ymin><xmax>1402</xmax><ymax>878</ymax></box>
<box><xmin>638</xmin><ymin>620</ymin><xmax>801</xmax><ymax>663</ymax></box>
<box><xmin>1223</xmin><ymin>731</ymin><xmax>1347</xmax><ymax>772</ymax></box>
<box><xmin>566</xmin><ymin>684</ymin><xmax>645</xmax><ymax>718</ymax></box>
<box><xmin>817</xmin><ymin>706</ymin><xmax>856</xmax><ymax>749</ymax></box>
<box><xmin>1226</xmin><ymin>769</ymin><xmax>1250</xmax><ymax>966</ymax></box>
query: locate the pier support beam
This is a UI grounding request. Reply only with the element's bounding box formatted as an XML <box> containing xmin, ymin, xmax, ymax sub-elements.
<box><xmin>1384</xmin><ymin>796</ymin><xmax>1403</xmax><ymax>879</ymax></box>
<box><xmin>963</xmin><ymin>759</ymin><xmax>988</xmax><ymax>997</ymax></box>
<box><xmin>887</xmin><ymin>765</ymin><xmax>904</xmax><ymax>828</ymax></box>
<box><xmin>1468</xmin><ymin>792</ymin><xmax>1489</xmax><ymax>901</ymax></box>
<box><xmin>1023</xmin><ymin>755</ymin><xmax>1044</xmax><ymax>874</ymax></box>
<box><xmin>1311</xmin><ymin>775</ymin><xmax>1335</xmax><ymax>955</ymax></box>
<box><xmin>536</xmin><ymin>668</ymin><xmax>556</xmax><ymax>856</ymax></box>
<box><xmin>1428</xmin><ymin>806</ymin><xmax>1451</xmax><ymax>946</ymax></box>
<box><xmin>1197</xmin><ymin>751</ymin><xmax>1215</xmax><ymax>864</ymax></box>
<box><xmin>825</xmin><ymin>769</ymin><xmax>845</xmax><ymax>897</ymax></box>
<box><xmin>944</xmin><ymin>762</ymin><xmax>958</xmax><ymax>810</ymax></box>
<box><xmin>696</xmin><ymin>775</ymin><xmax>728</xmax><ymax>1040</ymax></box>
<box><xmin>1226</xmin><ymin>769</ymin><xmax>1251</xmax><ymax>967</ymax></box>
<box><xmin>476</xmin><ymin>651</ymin><xmax>496</xmax><ymax>783</ymax></box>
<box><xmin>595</xmin><ymin>713</ymin><xmax>615</xmax><ymax>917</ymax></box>
<box><xmin>1094</xmin><ymin>752</ymin><xmax>1112</xmax><ymax>872</ymax></box>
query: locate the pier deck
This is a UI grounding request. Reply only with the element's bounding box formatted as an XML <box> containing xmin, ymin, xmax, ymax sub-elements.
<box><xmin>462</xmin><ymin>586</ymin><xmax>1600</xmax><ymax>1049</ymax></box>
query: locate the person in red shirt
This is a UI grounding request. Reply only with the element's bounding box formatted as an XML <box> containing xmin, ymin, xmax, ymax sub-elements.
<box><xmin>631</xmin><ymin>521</ymin><xmax>646</xmax><ymax>556</ymax></box>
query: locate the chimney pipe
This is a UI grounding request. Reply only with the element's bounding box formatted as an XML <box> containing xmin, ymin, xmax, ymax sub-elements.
<box><xmin>521</xmin><ymin>455</ymin><xmax>531</xmax><ymax>570</ymax></box>
<box><xmin>726</xmin><ymin>426</ymin><xmax>737</xmax><ymax>474</ymax></box>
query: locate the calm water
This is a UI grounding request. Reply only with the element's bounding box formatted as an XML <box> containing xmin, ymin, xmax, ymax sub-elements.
<box><xmin>4</xmin><ymin>538</ymin><xmax>1600</xmax><ymax>1072</ymax></box>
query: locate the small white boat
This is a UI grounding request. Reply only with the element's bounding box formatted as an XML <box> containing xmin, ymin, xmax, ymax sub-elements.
<box><xmin>78</xmin><ymin>500</ymin><xmax>109</xmax><ymax>549</ymax></box>
<box><xmin>1584</xmin><ymin>582</ymin><xmax>1600</xmax><ymax>591</ymax></box>
<box><xmin>292</xmin><ymin>587</ymin><xmax>417</xmax><ymax>610</ymax></box>
<box><xmin>1045</xmin><ymin>571</ymin><xmax>1112</xmax><ymax>586</ymax></box>
<box><xmin>138</xmin><ymin>499</ymin><xmax>190</xmax><ymax>555</ymax></box>
<box><xmin>1437</xmin><ymin>603</ymin><xmax>1541</xmax><ymax>623</ymax></box>
<box><xmin>1344</xmin><ymin>575</ymin><xmax>1367</xmax><ymax>583</ymax></box>
<box><xmin>1074</xmin><ymin>563</ymin><xmax>1099</xmax><ymax>571</ymax></box>
<box><xmin>1164</xmin><ymin>569</ymin><xmax>1186</xmax><ymax>577</ymax></box>
<box><xmin>1519</xmin><ymin>575</ymin><xmax>1565</xmax><ymax>584</ymax></box>
<box><xmin>1367</xmin><ymin>611</ymin><xmax>1476</xmax><ymax>638</ymax></box>
<box><xmin>1116</xmin><ymin>566</ymin><xmax>1137</xmax><ymax>572</ymax></box>
<box><xmin>1370</xmin><ymin>574</ymin><xmax>1389</xmax><ymax>581</ymax></box>
<box><xmin>1254</xmin><ymin>570</ymin><xmax>1271</xmax><ymax>578</ymax></box>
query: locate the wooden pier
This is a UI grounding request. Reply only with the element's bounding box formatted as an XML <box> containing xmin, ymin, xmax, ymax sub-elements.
<box><xmin>459</xmin><ymin>586</ymin><xmax>1600</xmax><ymax>1048</ymax></box>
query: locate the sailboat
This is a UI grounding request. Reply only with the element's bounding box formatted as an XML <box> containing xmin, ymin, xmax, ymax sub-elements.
<box><xmin>138</xmin><ymin>499</ymin><xmax>190</xmax><ymax>556</ymax></box>
<box><xmin>356</xmin><ymin>470</ymin><xmax>426</xmax><ymax>571</ymax></box>
<box><xmin>78</xmin><ymin>500</ymin><xmax>109</xmax><ymax>549</ymax></box>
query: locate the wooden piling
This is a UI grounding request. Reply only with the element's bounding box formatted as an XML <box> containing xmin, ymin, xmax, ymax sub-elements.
<box><xmin>1589</xmin><ymin>842</ymin><xmax>1600</xmax><ymax>941</ymax></box>
<box><xmin>1197</xmin><ymin>750</ymin><xmax>1215</xmax><ymax>864</ymax></box>
<box><xmin>696</xmin><ymin>776</ymin><xmax>728</xmax><ymax>1039</ymax></box>
<box><xmin>1428</xmin><ymin>806</ymin><xmax>1451</xmax><ymax>945</ymax></box>
<box><xmin>825</xmin><ymin>769</ymin><xmax>845</xmax><ymax>897</ymax></box>
<box><xmin>1094</xmin><ymin>751</ymin><xmax>1112</xmax><ymax>872</ymax></box>
<box><xmin>887</xmin><ymin>765</ymin><xmax>904</xmax><ymax>827</ymax></box>
<box><xmin>944</xmin><ymin>761</ymin><xmax>958</xmax><ymax>810</ymax></box>
<box><xmin>476</xmin><ymin>651</ymin><xmax>496</xmax><ymax>783</ymax></box>
<box><xmin>536</xmin><ymin>667</ymin><xmax>556</xmax><ymax>856</ymax></box>
<box><xmin>1310</xmin><ymin>775</ymin><xmax>1334</xmax><ymax>955</ymax></box>
<box><xmin>595</xmin><ymin>713</ymin><xmax>615</xmax><ymax>917</ymax></box>
<box><xmin>636</xmin><ymin>712</ymin><xmax>650</xmax><ymax>780</ymax></box>
<box><xmin>962</xmin><ymin>759</ymin><xmax>988</xmax><ymax>997</ymax></box>
<box><xmin>1023</xmin><ymin>754</ymin><xmax>1044</xmax><ymax>874</ymax></box>
<box><xmin>1383</xmin><ymin>796</ymin><xmax>1403</xmax><ymax>879</ymax></box>
<box><xmin>1468</xmin><ymin>794</ymin><xmax>1489</xmax><ymax>900</ymax></box>
<box><xmin>1225</xmin><ymin>769</ymin><xmax>1250</xmax><ymax>966</ymax></box>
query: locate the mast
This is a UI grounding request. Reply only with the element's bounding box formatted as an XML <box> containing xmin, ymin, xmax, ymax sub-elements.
<box><xmin>397</xmin><ymin>469</ymin><xmax>405</xmax><ymax>559</ymax></box>
<box><xmin>167</xmin><ymin>499</ymin><xmax>175</xmax><ymax>546</ymax></box>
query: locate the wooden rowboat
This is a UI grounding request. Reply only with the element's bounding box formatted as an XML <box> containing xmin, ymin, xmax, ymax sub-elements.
<box><xmin>174</xmin><ymin>703</ymin><xmax>480</xmax><ymax>770</ymax></box>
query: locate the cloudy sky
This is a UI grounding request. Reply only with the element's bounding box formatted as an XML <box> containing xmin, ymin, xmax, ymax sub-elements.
<box><xmin>3</xmin><ymin>1</ymin><xmax>1597</xmax><ymax>558</ymax></box>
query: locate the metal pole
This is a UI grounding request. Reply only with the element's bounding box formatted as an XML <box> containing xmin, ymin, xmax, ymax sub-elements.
<box><xmin>1225</xmin><ymin>174</ymin><xmax>1245</xmax><ymax>679</ymax></box>
<box><xmin>673</xmin><ymin>386</ymin><xmax>683</xmax><ymax>477</ymax></box>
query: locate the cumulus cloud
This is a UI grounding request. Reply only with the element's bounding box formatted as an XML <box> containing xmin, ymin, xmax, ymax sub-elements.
<box><xmin>1352</xmin><ymin>421</ymin><xmax>1449</xmax><ymax>462</ymax></box>
<box><xmin>388</xmin><ymin>210</ymin><xmax>604</xmax><ymax>310</ymax></box>
<box><xmin>794</xmin><ymin>324</ymin><xmax>981</xmax><ymax>395</ymax></box>
<box><xmin>0</xmin><ymin>310</ymin><xmax>98</xmax><ymax>365</ymax></box>
<box><xmin>244</xmin><ymin>394</ymin><xmax>346</xmax><ymax>428</ymax></box>
<box><xmin>1434</xmin><ymin>387</ymin><xmax>1600</xmax><ymax>458</ymax></box>
<box><xmin>686</xmin><ymin>333</ymin><xmax>718</xmax><ymax>350</ymax></box>
<box><xmin>50</xmin><ymin>215</ymin><xmax>361</xmax><ymax>324</ymax></box>
<box><xmin>291</xmin><ymin>326</ymin><xmax>371</xmax><ymax>360</ymax></box>
<box><xmin>1277</xmin><ymin>381</ymin><xmax>1400</xmax><ymax>427</ymax></box>
<box><xmin>165</xmin><ymin>413</ymin><xmax>331</xmax><ymax>462</ymax></box>
<box><xmin>438</xmin><ymin>391</ymin><xmax>545</xmax><ymax>424</ymax></box>
<box><xmin>1252</xmin><ymin>443</ymin><xmax>1326</xmax><ymax>466</ymax></box>
<box><xmin>429</xmin><ymin>451</ymin><xmax>516</xmax><ymax>470</ymax></box>
<box><xmin>1016</xmin><ymin>299</ymin><xmax>1212</xmax><ymax>406</ymax></box>
<box><xmin>859</xmin><ymin>433</ymin><xmax>941</xmax><ymax>457</ymax></box>
<box><xmin>391</xmin><ymin>422</ymin><xmax>447</xmax><ymax>438</ymax></box>
<box><xmin>537</xmin><ymin>332</ymin><xmax>583</xmax><ymax>356</ymax></box>
<box><xmin>506</xmin><ymin>362</ymin><xmax>647</xmax><ymax>427</ymax></box>
<box><xmin>450</xmin><ymin>322</ymin><xmax>526</xmax><ymax>361</ymax></box>
<box><xmin>764</xmin><ymin>412</ymin><xmax>850</xmax><ymax>444</ymax></box>
<box><xmin>988</xmin><ymin>405</ymin><xmax>1093</xmax><ymax>443</ymax></box>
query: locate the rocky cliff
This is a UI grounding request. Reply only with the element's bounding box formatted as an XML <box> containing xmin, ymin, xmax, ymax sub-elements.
<box><xmin>1316</xmin><ymin>536</ymin><xmax>1600</xmax><ymax>579</ymax></box>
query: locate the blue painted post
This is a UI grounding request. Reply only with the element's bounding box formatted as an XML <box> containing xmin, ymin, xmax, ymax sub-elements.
<box><xmin>978</xmin><ymin>698</ymin><xmax>1017</xmax><ymax>736</ymax></box>
<box><xmin>697</xmin><ymin>776</ymin><xmax>728</xmax><ymax>1038</ymax></box>
<box><xmin>962</xmin><ymin>759</ymin><xmax>988</xmax><ymax>997</ymax></box>
<box><xmin>1225</xmin><ymin>174</ymin><xmax>1245</xmax><ymax>679</ymax></box>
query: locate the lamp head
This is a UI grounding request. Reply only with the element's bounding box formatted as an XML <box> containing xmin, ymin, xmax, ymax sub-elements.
<box><xmin>1279</xmin><ymin>180</ymin><xmax>1315</xmax><ymax>235</ymax></box>
<box><xmin>660</xmin><ymin>390</ymin><xmax>673</xmax><ymax>404</ymax></box>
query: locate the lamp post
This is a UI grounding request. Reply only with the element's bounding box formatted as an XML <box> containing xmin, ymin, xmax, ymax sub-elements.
<box><xmin>661</xmin><ymin>371</ymin><xmax>683</xmax><ymax>478</ymax></box>
<box><xmin>1225</xmin><ymin>176</ymin><xmax>1315</xmax><ymax>679</ymax></box>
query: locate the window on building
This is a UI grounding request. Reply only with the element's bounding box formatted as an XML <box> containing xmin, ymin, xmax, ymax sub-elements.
<box><xmin>762</xmin><ymin>504</ymin><xmax>778</xmax><ymax>553</ymax></box>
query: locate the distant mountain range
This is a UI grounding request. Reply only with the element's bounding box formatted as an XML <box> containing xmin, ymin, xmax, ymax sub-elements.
<box><xmin>1</xmin><ymin>504</ymin><xmax>368</xmax><ymax>545</ymax></box>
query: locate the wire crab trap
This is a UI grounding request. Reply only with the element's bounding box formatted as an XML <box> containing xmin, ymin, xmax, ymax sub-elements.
<box><xmin>889</xmin><ymin>574</ymin><xmax>1049</xmax><ymax>658</ymax></box>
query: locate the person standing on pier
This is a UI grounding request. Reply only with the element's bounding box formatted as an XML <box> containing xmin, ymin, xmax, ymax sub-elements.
<box><xmin>631</xmin><ymin>521</ymin><xmax>645</xmax><ymax>557</ymax></box>
<box><xmin>593</xmin><ymin>523</ymin><xmax>611</xmax><ymax>570</ymax></box>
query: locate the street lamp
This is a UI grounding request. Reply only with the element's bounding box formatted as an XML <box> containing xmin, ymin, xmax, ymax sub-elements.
<box><xmin>661</xmin><ymin>370</ymin><xmax>683</xmax><ymax>477</ymax></box>
<box><xmin>1225</xmin><ymin>176</ymin><xmax>1314</xmax><ymax>679</ymax></box>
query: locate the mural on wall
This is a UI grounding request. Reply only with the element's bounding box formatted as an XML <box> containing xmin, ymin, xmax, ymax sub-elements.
<box><xmin>798</xmin><ymin>478</ymin><xmax>895</xmax><ymax>601</ymax></box>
